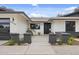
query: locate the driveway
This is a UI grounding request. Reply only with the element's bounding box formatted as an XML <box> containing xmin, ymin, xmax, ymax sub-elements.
<box><xmin>0</xmin><ymin>35</ymin><xmax>79</xmax><ymax>55</ymax></box>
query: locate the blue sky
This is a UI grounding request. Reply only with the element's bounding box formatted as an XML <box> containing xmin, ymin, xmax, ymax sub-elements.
<box><xmin>0</xmin><ymin>4</ymin><xmax>79</xmax><ymax>17</ymax></box>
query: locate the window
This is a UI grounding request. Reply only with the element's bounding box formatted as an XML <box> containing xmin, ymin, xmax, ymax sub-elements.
<box><xmin>66</xmin><ymin>21</ymin><xmax>75</xmax><ymax>32</ymax></box>
<box><xmin>30</xmin><ymin>24</ymin><xmax>40</xmax><ymax>29</ymax></box>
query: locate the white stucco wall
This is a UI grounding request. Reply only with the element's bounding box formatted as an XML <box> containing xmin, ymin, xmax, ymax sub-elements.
<box><xmin>0</xmin><ymin>14</ymin><xmax>29</xmax><ymax>34</ymax></box>
<box><xmin>51</xmin><ymin>20</ymin><xmax>65</xmax><ymax>32</ymax></box>
<box><xmin>75</xmin><ymin>20</ymin><xmax>79</xmax><ymax>32</ymax></box>
<box><xmin>51</xmin><ymin>20</ymin><xmax>79</xmax><ymax>32</ymax></box>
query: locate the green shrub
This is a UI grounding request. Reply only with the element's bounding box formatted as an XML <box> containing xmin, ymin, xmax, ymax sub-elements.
<box><xmin>5</xmin><ymin>39</ymin><xmax>16</xmax><ymax>46</ymax></box>
<box><xmin>67</xmin><ymin>36</ymin><xmax>74</xmax><ymax>45</ymax></box>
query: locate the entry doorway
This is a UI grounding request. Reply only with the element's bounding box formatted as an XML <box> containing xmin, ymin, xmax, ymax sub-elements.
<box><xmin>44</xmin><ymin>23</ymin><xmax>51</xmax><ymax>34</ymax></box>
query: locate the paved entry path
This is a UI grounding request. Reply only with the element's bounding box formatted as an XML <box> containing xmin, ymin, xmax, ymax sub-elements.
<box><xmin>26</xmin><ymin>35</ymin><xmax>56</xmax><ymax>55</ymax></box>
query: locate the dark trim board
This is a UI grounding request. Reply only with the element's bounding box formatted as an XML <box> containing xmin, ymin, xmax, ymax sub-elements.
<box><xmin>56</xmin><ymin>32</ymin><xmax>79</xmax><ymax>38</ymax></box>
<box><xmin>67</xmin><ymin>32</ymin><xmax>79</xmax><ymax>37</ymax></box>
<box><xmin>0</xmin><ymin>18</ymin><xmax>10</xmax><ymax>19</ymax></box>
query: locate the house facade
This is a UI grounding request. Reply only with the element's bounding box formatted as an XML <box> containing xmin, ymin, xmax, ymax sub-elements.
<box><xmin>0</xmin><ymin>8</ymin><xmax>79</xmax><ymax>40</ymax></box>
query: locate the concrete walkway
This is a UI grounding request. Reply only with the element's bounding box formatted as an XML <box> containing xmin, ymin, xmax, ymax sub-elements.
<box><xmin>0</xmin><ymin>35</ymin><xmax>79</xmax><ymax>55</ymax></box>
<box><xmin>26</xmin><ymin>35</ymin><xmax>56</xmax><ymax>54</ymax></box>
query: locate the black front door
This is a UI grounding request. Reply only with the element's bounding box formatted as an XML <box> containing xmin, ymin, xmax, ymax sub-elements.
<box><xmin>66</xmin><ymin>21</ymin><xmax>75</xmax><ymax>32</ymax></box>
<box><xmin>44</xmin><ymin>23</ymin><xmax>51</xmax><ymax>34</ymax></box>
